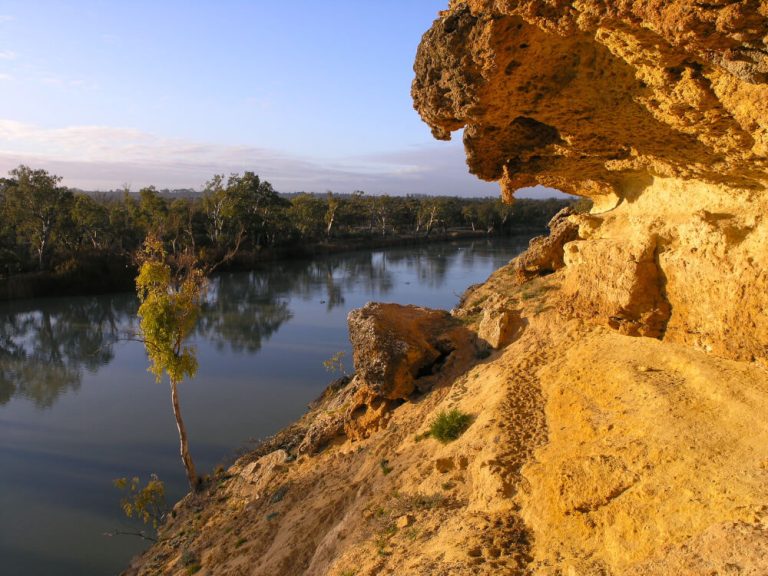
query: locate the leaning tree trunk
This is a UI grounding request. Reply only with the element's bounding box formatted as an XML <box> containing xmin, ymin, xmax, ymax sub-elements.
<box><xmin>170</xmin><ymin>379</ymin><xmax>198</xmax><ymax>490</ymax></box>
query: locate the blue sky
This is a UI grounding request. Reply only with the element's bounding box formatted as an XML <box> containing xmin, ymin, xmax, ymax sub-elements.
<box><xmin>0</xmin><ymin>1</ymin><xmax>559</xmax><ymax>197</ymax></box>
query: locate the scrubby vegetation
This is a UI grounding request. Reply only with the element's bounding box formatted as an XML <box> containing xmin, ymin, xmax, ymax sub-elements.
<box><xmin>428</xmin><ymin>409</ymin><xmax>473</xmax><ymax>443</ymax></box>
<box><xmin>0</xmin><ymin>164</ymin><xmax>571</xmax><ymax>297</ymax></box>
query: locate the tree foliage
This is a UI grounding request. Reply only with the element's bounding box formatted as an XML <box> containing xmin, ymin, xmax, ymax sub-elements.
<box><xmin>135</xmin><ymin>236</ymin><xmax>206</xmax><ymax>490</ymax></box>
<box><xmin>136</xmin><ymin>238</ymin><xmax>205</xmax><ymax>385</ymax></box>
<box><xmin>113</xmin><ymin>474</ymin><xmax>168</xmax><ymax>530</ymax></box>
<box><xmin>0</xmin><ymin>163</ymin><xmax>573</xmax><ymax>284</ymax></box>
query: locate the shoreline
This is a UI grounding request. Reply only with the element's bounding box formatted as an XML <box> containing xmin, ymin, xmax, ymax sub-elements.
<box><xmin>0</xmin><ymin>229</ymin><xmax>543</xmax><ymax>302</ymax></box>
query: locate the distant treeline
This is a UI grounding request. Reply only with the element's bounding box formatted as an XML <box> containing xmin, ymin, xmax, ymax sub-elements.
<box><xmin>0</xmin><ymin>165</ymin><xmax>572</xmax><ymax>290</ymax></box>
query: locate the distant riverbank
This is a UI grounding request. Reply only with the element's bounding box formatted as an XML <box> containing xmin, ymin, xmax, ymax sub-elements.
<box><xmin>0</xmin><ymin>228</ymin><xmax>541</xmax><ymax>301</ymax></box>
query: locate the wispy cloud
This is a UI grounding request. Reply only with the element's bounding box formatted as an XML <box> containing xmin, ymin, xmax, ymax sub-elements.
<box><xmin>0</xmin><ymin>73</ymin><xmax>12</xmax><ymax>81</ymax></box>
<box><xmin>35</xmin><ymin>75</ymin><xmax>98</xmax><ymax>90</ymax></box>
<box><xmin>0</xmin><ymin>49</ymin><xmax>16</xmax><ymax>60</ymax></box>
<box><xmin>0</xmin><ymin>119</ymin><xmax>565</xmax><ymax>198</ymax></box>
<box><xmin>0</xmin><ymin>15</ymin><xmax>14</xmax><ymax>24</ymax></box>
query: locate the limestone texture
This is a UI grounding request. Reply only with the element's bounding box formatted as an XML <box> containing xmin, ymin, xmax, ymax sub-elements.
<box><xmin>347</xmin><ymin>302</ymin><xmax>477</xmax><ymax>400</ymax></box>
<box><xmin>510</xmin><ymin>206</ymin><xmax>578</xmax><ymax>282</ymax></box>
<box><xmin>413</xmin><ymin>0</ymin><xmax>768</xmax><ymax>202</ymax></box>
<box><xmin>414</xmin><ymin>0</ymin><xmax>768</xmax><ymax>363</ymax></box>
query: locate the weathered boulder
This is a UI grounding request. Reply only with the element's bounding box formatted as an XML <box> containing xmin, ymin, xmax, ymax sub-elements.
<box><xmin>477</xmin><ymin>296</ymin><xmax>524</xmax><ymax>349</ymax></box>
<box><xmin>344</xmin><ymin>302</ymin><xmax>480</xmax><ymax>439</ymax></box>
<box><xmin>511</xmin><ymin>207</ymin><xmax>579</xmax><ymax>283</ymax></box>
<box><xmin>478</xmin><ymin>308</ymin><xmax>515</xmax><ymax>349</ymax></box>
<box><xmin>347</xmin><ymin>303</ymin><xmax>471</xmax><ymax>400</ymax></box>
<box><xmin>231</xmin><ymin>449</ymin><xmax>289</xmax><ymax>502</ymax></box>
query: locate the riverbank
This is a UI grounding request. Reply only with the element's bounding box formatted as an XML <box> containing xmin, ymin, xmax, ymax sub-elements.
<box><xmin>0</xmin><ymin>229</ymin><xmax>541</xmax><ymax>302</ymax></box>
<box><xmin>1</xmin><ymin>237</ymin><xmax>530</xmax><ymax>576</ymax></box>
<box><xmin>123</xmin><ymin>215</ymin><xmax>768</xmax><ymax>575</ymax></box>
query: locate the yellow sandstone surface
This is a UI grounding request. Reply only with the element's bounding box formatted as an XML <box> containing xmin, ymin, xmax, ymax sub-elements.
<box><xmin>124</xmin><ymin>261</ymin><xmax>768</xmax><ymax>575</ymax></box>
<box><xmin>126</xmin><ymin>1</ymin><xmax>768</xmax><ymax>574</ymax></box>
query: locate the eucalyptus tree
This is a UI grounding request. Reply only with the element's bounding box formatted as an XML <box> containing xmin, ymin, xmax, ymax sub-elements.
<box><xmin>3</xmin><ymin>165</ymin><xmax>73</xmax><ymax>269</ymax></box>
<box><xmin>71</xmin><ymin>194</ymin><xmax>111</xmax><ymax>250</ymax></box>
<box><xmin>228</xmin><ymin>171</ymin><xmax>287</xmax><ymax>249</ymax></box>
<box><xmin>324</xmin><ymin>191</ymin><xmax>340</xmax><ymax>238</ymax></box>
<box><xmin>138</xmin><ymin>186</ymin><xmax>169</xmax><ymax>237</ymax></box>
<box><xmin>135</xmin><ymin>237</ymin><xmax>206</xmax><ymax>490</ymax></box>
<box><xmin>289</xmin><ymin>193</ymin><xmax>326</xmax><ymax>239</ymax></box>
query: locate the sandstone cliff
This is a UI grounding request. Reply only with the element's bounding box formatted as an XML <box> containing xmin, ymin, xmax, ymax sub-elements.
<box><xmin>124</xmin><ymin>2</ymin><xmax>768</xmax><ymax>574</ymax></box>
<box><xmin>413</xmin><ymin>0</ymin><xmax>768</xmax><ymax>363</ymax></box>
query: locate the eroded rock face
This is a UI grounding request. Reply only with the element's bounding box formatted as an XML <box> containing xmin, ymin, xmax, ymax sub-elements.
<box><xmin>343</xmin><ymin>386</ymin><xmax>397</xmax><ymax>441</ymax></box>
<box><xmin>413</xmin><ymin>1</ymin><xmax>768</xmax><ymax>361</ymax></box>
<box><xmin>413</xmin><ymin>1</ymin><xmax>768</xmax><ymax>202</ymax></box>
<box><xmin>511</xmin><ymin>206</ymin><xmax>579</xmax><ymax>283</ymax></box>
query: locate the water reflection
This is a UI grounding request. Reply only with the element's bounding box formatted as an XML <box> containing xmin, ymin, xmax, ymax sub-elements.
<box><xmin>199</xmin><ymin>271</ymin><xmax>293</xmax><ymax>354</ymax></box>
<box><xmin>0</xmin><ymin>239</ymin><xmax>526</xmax><ymax>407</ymax></box>
<box><xmin>295</xmin><ymin>252</ymin><xmax>396</xmax><ymax>309</ymax></box>
<box><xmin>0</xmin><ymin>296</ymin><xmax>136</xmax><ymax>407</ymax></box>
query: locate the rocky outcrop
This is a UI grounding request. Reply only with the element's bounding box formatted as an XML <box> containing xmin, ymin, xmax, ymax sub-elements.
<box><xmin>348</xmin><ymin>303</ymin><xmax>475</xmax><ymax>400</ymax></box>
<box><xmin>510</xmin><ymin>206</ymin><xmax>579</xmax><ymax>283</ymax></box>
<box><xmin>413</xmin><ymin>0</ymin><xmax>768</xmax><ymax>362</ymax></box>
<box><xmin>344</xmin><ymin>303</ymin><xmax>480</xmax><ymax>439</ymax></box>
<box><xmin>410</xmin><ymin>2</ymin><xmax>768</xmax><ymax>574</ymax></box>
<box><xmin>413</xmin><ymin>0</ymin><xmax>768</xmax><ymax>203</ymax></box>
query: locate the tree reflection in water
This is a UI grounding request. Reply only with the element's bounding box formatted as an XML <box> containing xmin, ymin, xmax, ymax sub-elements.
<box><xmin>0</xmin><ymin>295</ymin><xmax>136</xmax><ymax>407</ymax></box>
<box><xmin>198</xmin><ymin>271</ymin><xmax>294</xmax><ymax>354</ymax></box>
<box><xmin>0</xmin><ymin>239</ymin><xmax>522</xmax><ymax>407</ymax></box>
<box><xmin>290</xmin><ymin>251</ymin><xmax>395</xmax><ymax>311</ymax></box>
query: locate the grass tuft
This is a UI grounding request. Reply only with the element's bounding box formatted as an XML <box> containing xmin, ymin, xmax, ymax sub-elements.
<box><xmin>428</xmin><ymin>409</ymin><xmax>472</xmax><ymax>443</ymax></box>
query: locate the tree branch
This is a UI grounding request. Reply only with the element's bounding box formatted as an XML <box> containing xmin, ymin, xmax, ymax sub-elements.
<box><xmin>102</xmin><ymin>529</ymin><xmax>158</xmax><ymax>542</ymax></box>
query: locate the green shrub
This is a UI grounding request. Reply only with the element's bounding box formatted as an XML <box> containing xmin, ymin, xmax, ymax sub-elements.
<box><xmin>429</xmin><ymin>409</ymin><xmax>472</xmax><ymax>443</ymax></box>
<box><xmin>113</xmin><ymin>474</ymin><xmax>167</xmax><ymax>529</ymax></box>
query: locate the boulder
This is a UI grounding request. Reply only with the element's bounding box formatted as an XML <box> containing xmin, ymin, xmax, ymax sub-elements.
<box><xmin>511</xmin><ymin>207</ymin><xmax>579</xmax><ymax>283</ymax></box>
<box><xmin>347</xmin><ymin>303</ymin><xmax>468</xmax><ymax>400</ymax></box>
<box><xmin>478</xmin><ymin>306</ymin><xmax>522</xmax><ymax>349</ymax></box>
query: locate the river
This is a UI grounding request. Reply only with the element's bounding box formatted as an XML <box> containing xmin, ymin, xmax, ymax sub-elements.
<box><xmin>0</xmin><ymin>237</ymin><xmax>530</xmax><ymax>575</ymax></box>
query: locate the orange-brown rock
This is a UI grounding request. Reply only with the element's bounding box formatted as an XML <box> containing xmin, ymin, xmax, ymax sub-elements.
<box><xmin>511</xmin><ymin>206</ymin><xmax>579</xmax><ymax>283</ymax></box>
<box><xmin>561</xmin><ymin>228</ymin><xmax>671</xmax><ymax>337</ymax></box>
<box><xmin>347</xmin><ymin>302</ymin><xmax>475</xmax><ymax>400</ymax></box>
<box><xmin>343</xmin><ymin>386</ymin><xmax>397</xmax><ymax>441</ymax></box>
<box><xmin>413</xmin><ymin>1</ymin><xmax>768</xmax><ymax>201</ymax></box>
<box><xmin>413</xmin><ymin>0</ymin><xmax>768</xmax><ymax>362</ymax></box>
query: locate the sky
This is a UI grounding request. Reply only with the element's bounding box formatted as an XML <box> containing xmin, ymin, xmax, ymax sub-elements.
<box><xmin>0</xmin><ymin>1</ymin><xmax>561</xmax><ymax>198</ymax></box>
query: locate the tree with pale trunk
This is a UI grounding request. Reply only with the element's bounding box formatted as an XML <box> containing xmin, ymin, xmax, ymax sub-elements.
<box><xmin>4</xmin><ymin>165</ymin><xmax>73</xmax><ymax>270</ymax></box>
<box><xmin>135</xmin><ymin>237</ymin><xmax>206</xmax><ymax>491</ymax></box>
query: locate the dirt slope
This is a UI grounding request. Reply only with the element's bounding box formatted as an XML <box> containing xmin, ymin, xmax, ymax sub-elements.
<box><xmin>124</xmin><ymin>255</ymin><xmax>768</xmax><ymax>575</ymax></box>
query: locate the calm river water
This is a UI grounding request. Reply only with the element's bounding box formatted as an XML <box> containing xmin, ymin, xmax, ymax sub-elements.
<box><xmin>0</xmin><ymin>237</ymin><xmax>530</xmax><ymax>575</ymax></box>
